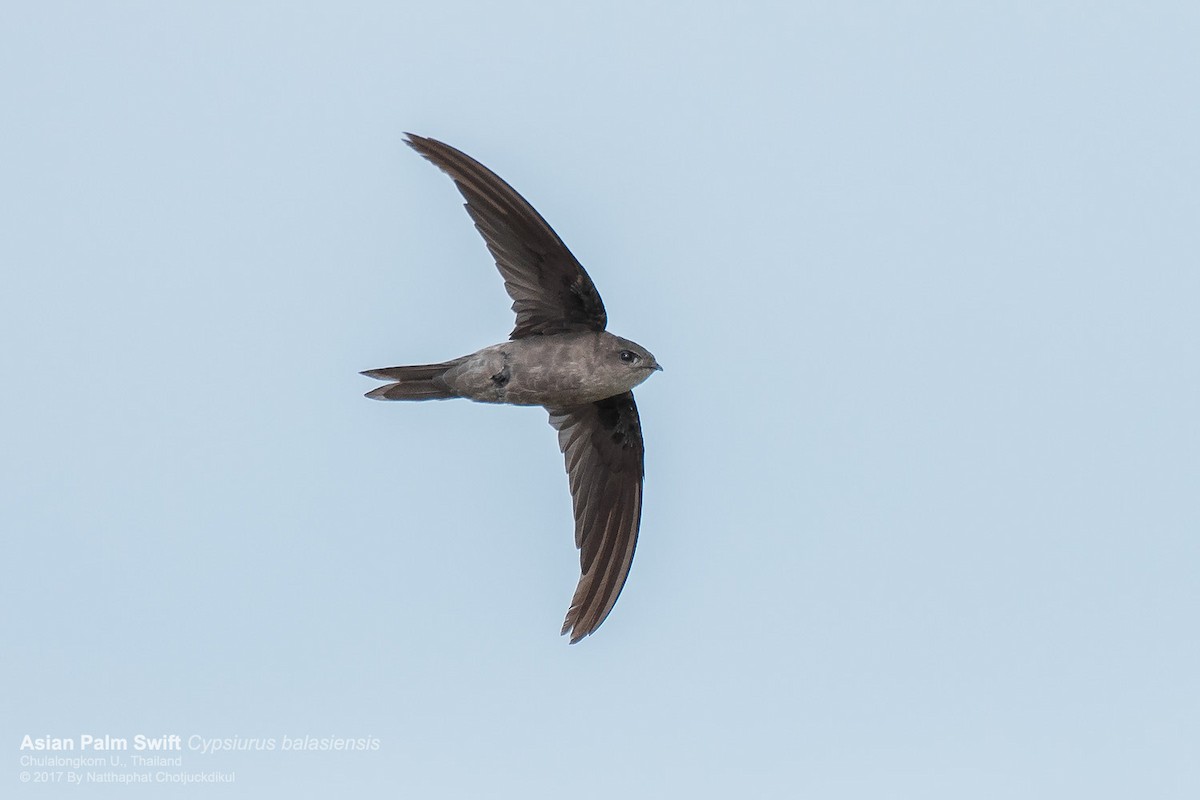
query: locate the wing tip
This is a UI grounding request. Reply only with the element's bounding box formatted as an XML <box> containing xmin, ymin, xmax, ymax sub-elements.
<box><xmin>561</xmin><ymin>612</ymin><xmax>592</xmax><ymax>645</ymax></box>
<box><xmin>403</xmin><ymin>132</ymin><xmax>443</xmax><ymax>162</ymax></box>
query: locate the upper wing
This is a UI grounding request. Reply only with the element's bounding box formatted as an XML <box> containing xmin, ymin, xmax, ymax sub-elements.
<box><xmin>547</xmin><ymin>392</ymin><xmax>645</xmax><ymax>643</ymax></box>
<box><xmin>405</xmin><ymin>134</ymin><xmax>608</xmax><ymax>339</ymax></box>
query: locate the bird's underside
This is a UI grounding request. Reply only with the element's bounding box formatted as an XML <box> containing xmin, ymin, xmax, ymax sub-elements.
<box><xmin>363</xmin><ymin>134</ymin><xmax>657</xmax><ymax>643</ymax></box>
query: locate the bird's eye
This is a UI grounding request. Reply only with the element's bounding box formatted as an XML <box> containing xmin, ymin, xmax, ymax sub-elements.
<box><xmin>619</xmin><ymin>350</ymin><xmax>640</xmax><ymax>364</ymax></box>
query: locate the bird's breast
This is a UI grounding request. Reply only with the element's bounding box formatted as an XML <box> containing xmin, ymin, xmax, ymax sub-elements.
<box><xmin>442</xmin><ymin>335</ymin><xmax>631</xmax><ymax>407</ymax></box>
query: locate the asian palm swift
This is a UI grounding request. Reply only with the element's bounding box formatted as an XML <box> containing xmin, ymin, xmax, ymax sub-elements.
<box><xmin>362</xmin><ymin>134</ymin><xmax>661</xmax><ymax>644</ymax></box>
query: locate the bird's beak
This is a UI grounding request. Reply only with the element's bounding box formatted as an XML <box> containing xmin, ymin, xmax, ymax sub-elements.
<box><xmin>652</xmin><ymin>363</ymin><xmax>664</xmax><ymax>372</ymax></box>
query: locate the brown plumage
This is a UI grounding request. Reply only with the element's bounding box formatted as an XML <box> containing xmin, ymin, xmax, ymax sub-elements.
<box><xmin>363</xmin><ymin>134</ymin><xmax>661</xmax><ymax>643</ymax></box>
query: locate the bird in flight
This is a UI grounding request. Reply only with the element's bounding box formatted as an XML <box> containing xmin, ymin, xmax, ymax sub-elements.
<box><xmin>363</xmin><ymin>134</ymin><xmax>661</xmax><ymax>643</ymax></box>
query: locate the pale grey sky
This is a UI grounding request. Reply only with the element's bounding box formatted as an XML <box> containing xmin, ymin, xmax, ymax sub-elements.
<box><xmin>3</xmin><ymin>2</ymin><xmax>1198</xmax><ymax>798</ymax></box>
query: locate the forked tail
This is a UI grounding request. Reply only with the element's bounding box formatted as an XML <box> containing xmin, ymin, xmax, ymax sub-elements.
<box><xmin>361</xmin><ymin>360</ymin><xmax>462</xmax><ymax>401</ymax></box>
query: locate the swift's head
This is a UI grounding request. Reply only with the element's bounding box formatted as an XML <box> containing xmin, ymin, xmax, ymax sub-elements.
<box><xmin>600</xmin><ymin>334</ymin><xmax>663</xmax><ymax>391</ymax></box>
